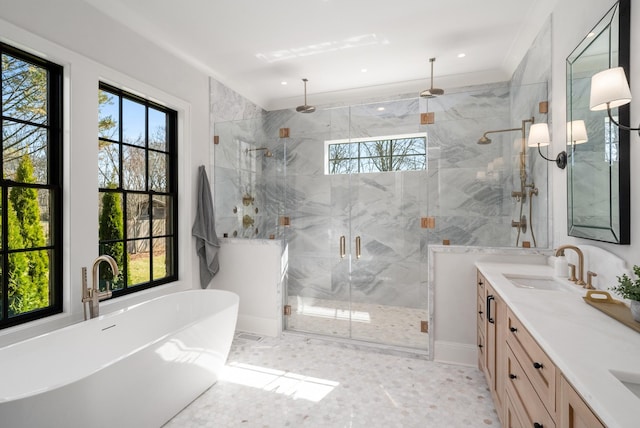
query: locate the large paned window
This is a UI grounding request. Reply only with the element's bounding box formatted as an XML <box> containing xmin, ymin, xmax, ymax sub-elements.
<box><xmin>98</xmin><ymin>83</ymin><xmax>177</xmax><ymax>296</ymax></box>
<box><xmin>327</xmin><ymin>133</ymin><xmax>427</xmax><ymax>174</ymax></box>
<box><xmin>0</xmin><ymin>43</ymin><xmax>63</xmax><ymax>328</ymax></box>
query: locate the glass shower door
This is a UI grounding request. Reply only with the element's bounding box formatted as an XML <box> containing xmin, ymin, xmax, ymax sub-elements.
<box><xmin>348</xmin><ymin>170</ymin><xmax>428</xmax><ymax>349</ymax></box>
<box><xmin>283</xmin><ymin>107</ymin><xmax>353</xmax><ymax>339</ymax></box>
<box><xmin>282</xmin><ymin>101</ymin><xmax>429</xmax><ymax>351</ymax></box>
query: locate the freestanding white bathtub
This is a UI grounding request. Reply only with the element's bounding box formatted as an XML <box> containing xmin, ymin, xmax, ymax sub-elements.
<box><xmin>0</xmin><ymin>289</ymin><xmax>239</xmax><ymax>428</ymax></box>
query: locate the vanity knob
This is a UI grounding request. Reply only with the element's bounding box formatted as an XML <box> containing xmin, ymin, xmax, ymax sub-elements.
<box><xmin>509</xmin><ymin>374</ymin><xmax>517</xmax><ymax>380</ymax></box>
<box><xmin>534</xmin><ymin>423</ymin><xmax>543</xmax><ymax>428</ymax></box>
<box><xmin>478</xmin><ymin>310</ymin><xmax>483</xmax><ymax>315</ymax></box>
<box><xmin>478</xmin><ymin>344</ymin><xmax>483</xmax><ymax>349</ymax></box>
<box><xmin>510</xmin><ymin>327</ymin><xmax>518</xmax><ymax>333</ymax></box>
<box><xmin>533</xmin><ymin>362</ymin><xmax>544</xmax><ymax>369</ymax></box>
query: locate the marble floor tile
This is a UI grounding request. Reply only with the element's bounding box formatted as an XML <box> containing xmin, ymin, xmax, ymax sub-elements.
<box><xmin>286</xmin><ymin>296</ymin><xmax>429</xmax><ymax>350</ymax></box>
<box><xmin>165</xmin><ymin>333</ymin><xmax>499</xmax><ymax>427</ymax></box>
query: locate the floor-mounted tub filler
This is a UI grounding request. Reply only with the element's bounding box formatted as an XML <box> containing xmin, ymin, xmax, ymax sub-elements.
<box><xmin>0</xmin><ymin>289</ymin><xmax>239</xmax><ymax>428</ymax></box>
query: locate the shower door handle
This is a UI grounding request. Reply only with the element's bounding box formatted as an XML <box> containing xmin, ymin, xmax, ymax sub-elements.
<box><xmin>339</xmin><ymin>235</ymin><xmax>346</xmax><ymax>258</ymax></box>
<box><xmin>355</xmin><ymin>236</ymin><xmax>361</xmax><ymax>259</ymax></box>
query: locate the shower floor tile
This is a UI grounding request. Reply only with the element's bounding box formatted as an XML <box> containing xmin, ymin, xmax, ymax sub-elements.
<box><xmin>286</xmin><ymin>296</ymin><xmax>429</xmax><ymax>350</ymax></box>
<box><xmin>165</xmin><ymin>333</ymin><xmax>499</xmax><ymax>427</ymax></box>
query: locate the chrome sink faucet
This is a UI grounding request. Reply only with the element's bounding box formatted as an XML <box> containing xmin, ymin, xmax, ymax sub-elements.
<box><xmin>554</xmin><ymin>245</ymin><xmax>586</xmax><ymax>286</ymax></box>
<box><xmin>82</xmin><ymin>255</ymin><xmax>119</xmax><ymax>320</ymax></box>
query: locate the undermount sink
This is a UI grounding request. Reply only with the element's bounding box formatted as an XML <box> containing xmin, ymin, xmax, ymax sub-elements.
<box><xmin>503</xmin><ymin>274</ymin><xmax>572</xmax><ymax>291</ymax></box>
<box><xmin>610</xmin><ymin>370</ymin><xmax>640</xmax><ymax>400</ymax></box>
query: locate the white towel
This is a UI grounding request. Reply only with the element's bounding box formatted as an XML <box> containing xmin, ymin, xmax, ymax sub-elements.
<box><xmin>192</xmin><ymin>165</ymin><xmax>220</xmax><ymax>288</ymax></box>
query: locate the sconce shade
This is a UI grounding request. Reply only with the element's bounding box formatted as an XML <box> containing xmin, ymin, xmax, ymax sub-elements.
<box><xmin>589</xmin><ymin>67</ymin><xmax>632</xmax><ymax>111</ymax></box>
<box><xmin>566</xmin><ymin>120</ymin><xmax>588</xmax><ymax>145</ymax></box>
<box><xmin>527</xmin><ymin>123</ymin><xmax>550</xmax><ymax>147</ymax></box>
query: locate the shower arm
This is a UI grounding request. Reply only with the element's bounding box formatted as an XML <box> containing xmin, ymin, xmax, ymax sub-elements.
<box><xmin>480</xmin><ymin>126</ymin><xmax>525</xmax><ymax>140</ymax></box>
<box><xmin>481</xmin><ymin>117</ymin><xmax>535</xmax><ymax>188</ymax></box>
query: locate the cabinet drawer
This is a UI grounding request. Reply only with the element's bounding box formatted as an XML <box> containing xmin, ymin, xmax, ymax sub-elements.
<box><xmin>477</xmin><ymin>294</ymin><xmax>486</xmax><ymax>325</ymax></box>
<box><xmin>477</xmin><ymin>271</ymin><xmax>486</xmax><ymax>294</ymax></box>
<box><xmin>506</xmin><ymin>346</ymin><xmax>556</xmax><ymax>428</ymax></box>
<box><xmin>477</xmin><ymin>327</ymin><xmax>486</xmax><ymax>370</ymax></box>
<box><xmin>506</xmin><ymin>309</ymin><xmax>556</xmax><ymax>416</ymax></box>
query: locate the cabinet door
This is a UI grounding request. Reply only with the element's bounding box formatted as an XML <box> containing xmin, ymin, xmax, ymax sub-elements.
<box><xmin>486</xmin><ymin>282</ymin><xmax>505</xmax><ymax>419</ymax></box>
<box><xmin>477</xmin><ymin>272</ymin><xmax>487</xmax><ymax>371</ymax></box>
<box><xmin>559</xmin><ymin>376</ymin><xmax>604</xmax><ymax>428</ymax></box>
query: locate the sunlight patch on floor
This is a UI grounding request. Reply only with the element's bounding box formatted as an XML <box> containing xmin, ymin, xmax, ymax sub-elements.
<box><xmin>220</xmin><ymin>361</ymin><xmax>339</xmax><ymax>402</ymax></box>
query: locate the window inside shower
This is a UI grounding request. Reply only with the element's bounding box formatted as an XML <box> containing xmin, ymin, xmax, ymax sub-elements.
<box><xmin>325</xmin><ymin>133</ymin><xmax>427</xmax><ymax>175</ymax></box>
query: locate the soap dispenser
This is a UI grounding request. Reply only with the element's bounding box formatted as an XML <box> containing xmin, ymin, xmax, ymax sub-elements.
<box><xmin>554</xmin><ymin>255</ymin><xmax>568</xmax><ymax>278</ymax></box>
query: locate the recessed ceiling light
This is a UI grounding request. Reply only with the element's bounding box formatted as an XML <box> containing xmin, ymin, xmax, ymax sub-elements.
<box><xmin>457</xmin><ymin>53</ymin><xmax>466</xmax><ymax>58</ymax></box>
<box><xmin>361</xmin><ymin>68</ymin><xmax>368</xmax><ymax>73</ymax></box>
<box><xmin>377</xmin><ymin>107</ymin><xmax>385</xmax><ymax>111</ymax></box>
<box><xmin>281</xmin><ymin>81</ymin><xmax>288</xmax><ymax>85</ymax></box>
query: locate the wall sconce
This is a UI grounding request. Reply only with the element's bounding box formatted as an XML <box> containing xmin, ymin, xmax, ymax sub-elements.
<box><xmin>589</xmin><ymin>67</ymin><xmax>639</xmax><ymax>135</ymax></box>
<box><xmin>527</xmin><ymin>123</ymin><xmax>567</xmax><ymax>169</ymax></box>
<box><xmin>566</xmin><ymin>120</ymin><xmax>588</xmax><ymax>145</ymax></box>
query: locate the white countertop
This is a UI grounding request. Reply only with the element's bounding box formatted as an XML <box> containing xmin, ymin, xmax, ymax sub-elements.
<box><xmin>476</xmin><ymin>261</ymin><xmax>640</xmax><ymax>428</ymax></box>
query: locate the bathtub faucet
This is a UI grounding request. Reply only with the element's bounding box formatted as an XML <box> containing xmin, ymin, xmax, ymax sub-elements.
<box><xmin>82</xmin><ymin>255</ymin><xmax>120</xmax><ymax>320</ymax></box>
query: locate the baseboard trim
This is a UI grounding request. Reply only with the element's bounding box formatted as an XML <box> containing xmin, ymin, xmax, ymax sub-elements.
<box><xmin>236</xmin><ymin>314</ymin><xmax>280</xmax><ymax>337</ymax></box>
<box><xmin>433</xmin><ymin>340</ymin><xmax>478</xmax><ymax>367</ymax></box>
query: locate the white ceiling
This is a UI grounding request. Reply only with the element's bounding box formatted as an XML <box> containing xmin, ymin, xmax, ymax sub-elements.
<box><xmin>81</xmin><ymin>0</ymin><xmax>556</xmax><ymax>111</ymax></box>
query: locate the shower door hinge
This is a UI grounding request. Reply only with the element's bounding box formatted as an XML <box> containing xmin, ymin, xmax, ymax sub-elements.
<box><xmin>421</xmin><ymin>217</ymin><xmax>435</xmax><ymax>229</ymax></box>
<box><xmin>539</xmin><ymin>101</ymin><xmax>548</xmax><ymax>114</ymax></box>
<box><xmin>284</xmin><ymin>305</ymin><xmax>292</xmax><ymax>316</ymax></box>
<box><xmin>420</xmin><ymin>112</ymin><xmax>435</xmax><ymax>125</ymax></box>
<box><xmin>279</xmin><ymin>128</ymin><xmax>290</xmax><ymax>138</ymax></box>
<box><xmin>279</xmin><ymin>216</ymin><xmax>291</xmax><ymax>226</ymax></box>
<box><xmin>421</xmin><ymin>320</ymin><xmax>429</xmax><ymax>333</ymax></box>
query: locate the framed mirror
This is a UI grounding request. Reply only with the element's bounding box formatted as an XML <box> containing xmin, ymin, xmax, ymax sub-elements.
<box><xmin>566</xmin><ymin>0</ymin><xmax>630</xmax><ymax>244</ymax></box>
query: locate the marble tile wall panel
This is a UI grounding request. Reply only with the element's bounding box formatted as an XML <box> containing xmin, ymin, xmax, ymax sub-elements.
<box><xmin>349</xmin><ymin>98</ymin><xmax>422</xmax><ymax>138</ymax></box>
<box><xmin>509</xmin><ymin>17</ymin><xmax>551</xmax><ymax>248</ymax></box>
<box><xmin>427</xmin><ymin>216</ymin><xmax>513</xmax><ymax>247</ymax></box>
<box><xmin>420</xmin><ymin>83</ymin><xmax>510</xmax><ymax>122</ymax></box>
<box><xmin>286</xmin><ymin>253</ymin><xmax>350</xmax><ymax>297</ymax></box>
<box><xmin>208</xmin><ymin>22</ymin><xmax>552</xmax><ymax>311</ymax></box>
<box><xmin>210</xmin><ymin>79</ymin><xmax>265</xmax><ymax>122</ymax></box>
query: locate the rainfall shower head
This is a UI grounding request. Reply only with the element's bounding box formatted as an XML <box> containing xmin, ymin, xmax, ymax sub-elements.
<box><xmin>420</xmin><ymin>58</ymin><xmax>445</xmax><ymax>98</ymax></box>
<box><xmin>296</xmin><ymin>78</ymin><xmax>316</xmax><ymax>113</ymax></box>
<box><xmin>477</xmin><ymin>135</ymin><xmax>492</xmax><ymax>145</ymax></box>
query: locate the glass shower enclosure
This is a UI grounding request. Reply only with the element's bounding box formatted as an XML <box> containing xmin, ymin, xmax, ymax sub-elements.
<box><xmin>278</xmin><ymin>100</ymin><xmax>431</xmax><ymax>351</ymax></box>
<box><xmin>213</xmin><ymin>81</ymin><xmax>549</xmax><ymax>354</ymax></box>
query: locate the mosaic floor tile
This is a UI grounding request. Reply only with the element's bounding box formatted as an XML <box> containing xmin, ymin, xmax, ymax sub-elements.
<box><xmin>165</xmin><ymin>333</ymin><xmax>499</xmax><ymax>428</ymax></box>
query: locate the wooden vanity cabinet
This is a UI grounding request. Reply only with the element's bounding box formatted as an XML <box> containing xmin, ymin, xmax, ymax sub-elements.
<box><xmin>506</xmin><ymin>308</ymin><xmax>556</xmax><ymax>418</ymax></box>
<box><xmin>559</xmin><ymin>375</ymin><xmax>605</xmax><ymax>428</ymax></box>
<box><xmin>477</xmin><ymin>271</ymin><xmax>506</xmax><ymax>422</ymax></box>
<box><xmin>477</xmin><ymin>269</ymin><xmax>606</xmax><ymax>428</ymax></box>
<box><xmin>477</xmin><ymin>271</ymin><xmax>486</xmax><ymax>371</ymax></box>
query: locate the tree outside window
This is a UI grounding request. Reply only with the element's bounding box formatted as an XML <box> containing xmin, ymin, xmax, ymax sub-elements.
<box><xmin>1</xmin><ymin>44</ymin><xmax>63</xmax><ymax>328</ymax></box>
<box><xmin>328</xmin><ymin>134</ymin><xmax>427</xmax><ymax>175</ymax></box>
<box><xmin>97</xmin><ymin>84</ymin><xmax>177</xmax><ymax>296</ymax></box>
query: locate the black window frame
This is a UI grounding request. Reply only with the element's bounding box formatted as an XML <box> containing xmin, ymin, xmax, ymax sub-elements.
<box><xmin>0</xmin><ymin>43</ymin><xmax>63</xmax><ymax>329</ymax></box>
<box><xmin>98</xmin><ymin>82</ymin><xmax>178</xmax><ymax>297</ymax></box>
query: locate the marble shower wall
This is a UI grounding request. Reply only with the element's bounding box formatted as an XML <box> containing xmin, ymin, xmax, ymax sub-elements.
<box><xmin>509</xmin><ymin>17</ymin><xmax>552</xmax><ymax>248</ymax></box>
<box><xmin>208</xmin><ymin>17</ymin><xmax>552</xmax><ymax>309</ymax></box>
<box><xmin>210</xmin><ymin>80</ymin><xmax>278</xmax><ymax>239</ymax></box>
<box><xmin>257</xmin><ymin>84</ymin><xmax>517</xmax><ymax>309</ymax></box>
